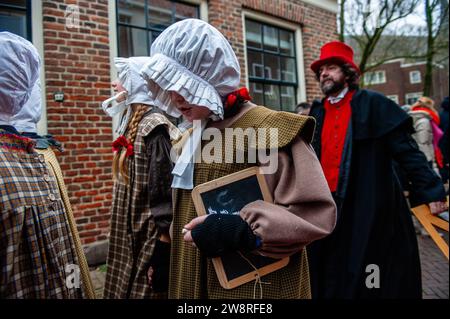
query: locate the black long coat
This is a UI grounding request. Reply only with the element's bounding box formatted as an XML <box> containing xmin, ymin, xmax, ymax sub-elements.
<box><xmin>308</xmin><ymin>89</ymin><xmax>446</xmax><ymax>299</ymax></box>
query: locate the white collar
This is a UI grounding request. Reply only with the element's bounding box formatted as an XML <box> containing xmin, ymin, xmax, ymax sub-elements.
<box><xmin>327</xmin><ymin>87</ymin><xmax>349</xmax><ymax>104</ymax></box>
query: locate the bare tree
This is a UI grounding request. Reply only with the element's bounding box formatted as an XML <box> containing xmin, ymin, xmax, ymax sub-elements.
<box><xmin>423</xmin><ymin>0</ymin><xmax>449</xmax><ymax>96</ymax></box>
<box><xmin>339</xmin><ymin>0</ymin><xmax>346</xmax><ymax>42</ymax></box>
<box><xmin>339</xmin><ymin>0</ymin><xmax>425</xmax><ymax>85</ymax></box>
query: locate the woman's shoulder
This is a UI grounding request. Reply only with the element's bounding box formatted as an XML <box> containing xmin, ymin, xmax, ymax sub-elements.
<box><xmin>227</xmin><ymin>105</ymin><xmax>315</xmax><ymax>149</ymax></box>
<box><xmin>139</xmin><ymin>111</ymin><xmax>181</xmax><ymax>140</ymax></box>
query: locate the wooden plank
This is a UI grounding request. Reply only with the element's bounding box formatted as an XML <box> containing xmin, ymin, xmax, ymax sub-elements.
<box><xmin>412</xmin><ymin>205</ymin><xmax>449</xmax><ymax>260</ymax></box>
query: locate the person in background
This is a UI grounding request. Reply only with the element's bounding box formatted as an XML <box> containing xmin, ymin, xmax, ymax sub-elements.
<box><xmin>409</xmin><ymin>96</ymin><xmax>444</xmax><ymax>176</ymax></box>
<box><xmin>295</xmin><ymin>102</ymin><xmax>312</xmax><ymax>115</ymax></box>
<box><xmin>102</xmin><ymin>57</ymin><xmax>180</xmax><ymax>299</ymax></box>
<box><xmin>308</xmin><ymin>41</ymin><xmax>447</xmax><ymax>299</ymax></box>
<box><xmin>141</xmin><ymin>19</ymin><xmax>337</xmax><ymax>299</ymax></box>
<box><xmin>9</xmin><ymin>63</ymin><xmax>96</xmax><ymax>300</ymax></box>
<box><xmin>438</xmin><ymin>97</ymin><xmax>449</xmax><ymax>185</ymax></box>
<box><xmin>0</xmin><ymin>31</ymin><xmax>85</xmax><ymax>299</ymax></box>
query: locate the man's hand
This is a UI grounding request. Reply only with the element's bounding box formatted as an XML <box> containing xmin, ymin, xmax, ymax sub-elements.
<box><xmin>429</xmin><ymin>200</ymin><xmax>448</xmax><ymax>215</ymax></box>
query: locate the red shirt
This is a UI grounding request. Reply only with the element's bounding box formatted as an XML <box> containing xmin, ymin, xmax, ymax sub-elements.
<box><xmin>321</xmin><ymin>90</ymin><xmax>355</xmax><ymax>192</ymax></box>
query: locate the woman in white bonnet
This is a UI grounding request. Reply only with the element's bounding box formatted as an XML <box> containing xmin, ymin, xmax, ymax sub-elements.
<box><xmin>0</xmin><ymin>32</ymin><xmax>84</xmax><ymax>299</ymax></box>
<box><xmin>102</xmin><ymin>57</ymin><xmax>181</xmax><ymax>299</ymax></box>
<box><xmin>141</xmin><ymin>19</ymin><xmax>337</xmax><ymax>299</ymax></box>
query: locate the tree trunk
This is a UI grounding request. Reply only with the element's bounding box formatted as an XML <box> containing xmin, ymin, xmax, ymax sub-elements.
<box><xmin>339</xmin><ymin>0</ymin><xmax>346</xmax><ymax>42</ymax></box>
<box><xmin>423</xmin><ymin>0</ymin><xmax>434</xmax><ymax>96</ymax></box>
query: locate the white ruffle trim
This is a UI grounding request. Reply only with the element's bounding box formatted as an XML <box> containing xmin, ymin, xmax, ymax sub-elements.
<box><xmin>141</xmin><ymin>53</ymin><xmax>224</xmax><ymax>119</ymax></box>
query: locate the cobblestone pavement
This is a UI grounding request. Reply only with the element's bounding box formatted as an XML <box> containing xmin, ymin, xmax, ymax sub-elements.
<box><xmin>418</xmin><ymin>233</ymin><xmax>449</xmax><ymax>299</ymax></box>
<box><xmin>90</xmin><ymin>234</ymin><xmax>449</xmax><ymax>299</ymax></box>
<box><xmin>90</xmin><ymin>265</ymin><xmax>106</xmax><ymax>299</ymax></box>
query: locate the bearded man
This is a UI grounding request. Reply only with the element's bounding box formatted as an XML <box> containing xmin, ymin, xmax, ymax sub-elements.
<box><xmin>307</xmin><ymin>41</ymin><xmax>447</xmax><ymax>299</ymax></box>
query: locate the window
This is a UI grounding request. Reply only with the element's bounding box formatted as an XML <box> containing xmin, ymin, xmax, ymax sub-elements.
<box><xmin>0</xmin><ymin>0</ymin><xmax>31</xmax><ymax>40</ymax></box>
<box><xmin>387</xmin><ymin>95</ymin><xmax>399</xmax><ymax>104</ymax></box>
<box><xmin>245</xmin><ymin>19</ymin><xmax>298</xmax><ymax>112</ymax></box>
<box><xmin>405</xmin><ymin>92</ymin><xmax>422</xmax><ymax>105</ymax></box>
<box><xmin>409</xmin><ymin>70</ymin><xmax>421</xmax><ymax>84</ymax></box>
<box><xmin>117</xmin><ymin>0</ymin><xmax>199</xmax><ymax>57</ymax></box>
<box><xmin>363</xmin><ymin>70</ymin><xmax>386</xmax><ymax>85</ymax></box>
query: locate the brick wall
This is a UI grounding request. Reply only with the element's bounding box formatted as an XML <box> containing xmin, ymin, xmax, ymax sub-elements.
<box><xmin>42</xmin><ymin>0</ymin><xmax>113</xmax><ymax>245</ymax></box>
<box><xmin>40</xmin><ymin>0</ymin><xmax>337</xmax><ymax>247</ymax></box>
<box><xmin>208</xmin><ymin>0</ymin><xmax>338</xmax><ymax>103</ymax></box>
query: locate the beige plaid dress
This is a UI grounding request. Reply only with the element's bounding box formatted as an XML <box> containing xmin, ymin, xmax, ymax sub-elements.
<box><xmin>103</xmin><ymin>112</ymin><xmax>180</xmax><ymax>299</ymax></box>
<box><xmin>0</xmin><ymin>129</ymin><xmax>82</xmax><ymax>299</ymax></box>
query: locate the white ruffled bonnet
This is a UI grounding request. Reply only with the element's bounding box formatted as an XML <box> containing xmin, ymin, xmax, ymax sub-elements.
<box><xmin>140</xmin><ymin>19</ymin><xmax>241</xmax><ymax>119</ymax></box>
<box><xmin>115</xmin><ymin>56</ymin><xmax>154</xmax><ymax>106</ymax></box>
<box><xmin>0</xmin><ymin>32</ymin><xmax>41</xmax><ymax>126</ymax></box>
<box><xmin>10</xmin><ymin>79</ymin><xmax>42</xmax><ymax>133</ymax></box>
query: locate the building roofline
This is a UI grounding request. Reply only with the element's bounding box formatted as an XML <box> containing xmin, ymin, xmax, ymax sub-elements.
<box><xmin>368</xmin><ymin>58</ymin><xmax>444</xmax><ymax>69</ymax></box>
<box><xmin>401</xmin><ymin>61</ymin><xmax>427</xmax><ymax>68</ymax></box>
<box><xmin>301</xmin><ymin>0</ymin><xmax>339</xmax><ymax>13</ymax></box>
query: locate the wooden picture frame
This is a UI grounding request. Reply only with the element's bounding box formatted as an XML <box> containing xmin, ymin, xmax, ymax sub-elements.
<box><xmin>191</xmin><ymin>166</ymin><xmax>290</xmax><ymax>289</ymax></box>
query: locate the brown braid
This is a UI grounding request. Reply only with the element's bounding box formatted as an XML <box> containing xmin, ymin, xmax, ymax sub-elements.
<box><xmin>112</xmin><ymin>104</ymin><xmax>150</xmax><ymax>184</ymax></box>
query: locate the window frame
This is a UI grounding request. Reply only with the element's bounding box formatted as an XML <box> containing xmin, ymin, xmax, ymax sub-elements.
<box><xmin>242</xmin><ymin>10</ymin><xmax>306</xmax><ymax>112</ymax></box>
<box><xmin>364</xmin><ymin>70</ymin><xmax>386</xmax><ymax>85</ymax></box>
<box><xmin>0</xmin><ymin>0</ymin><xmax>32</xmax><ymax>40</ymax></box>
<box><xmin>386</xmin><ymin>95</ymin><xmax>399</xmax><ymax>104</ymax></box>
<box><xmin>115</xmin><ymin>0</ymin><xmax>201</xmax><ymax>57</ymax></box>
<box><xmin>405</xmin><ymin>92</ymin><xmax>423</xmax><ymax>105</ymax></box>
<box><xmin>409</xmin><ymin>70</ymin><xmax>421</xmax><ymax>84</ymax></box>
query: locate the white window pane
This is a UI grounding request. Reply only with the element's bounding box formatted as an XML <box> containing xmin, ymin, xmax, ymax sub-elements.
<box><xmin>248</xmin><ymin>51</ymin><xmax>264</xmax><ymax>78</ymax></box>
<box><xmin>118</xmin><ymin>0</ymin><xmax>146</xmax><ymax>27</ymax></box>
<box><xmin>1</xmin><ymin>0</ymin><xmax>27</xmax><ymax>5</ymax></box>
<box><xmin>118</xmin><ymin>26</ymin><xmax>148</xmax><ymax>57</ymax></box>
<box><xmin>245</xmin><ymin>20</ymin><xmax>262</xmax><ymax>49</ymax></box>
<box><xmin>0</xmin><ymin>8</ymin><xmax>27</xmax><ymax>39</ymax></box>
<box><xmin>264</xmin><ymin>84</ymin><xmax>280</xmax><ymax>110</ymax></box>
<box><xmin>280</xmin><ymin>57</ymin><xmax>296</xmax><ymax>82</ymax></box>
<box><xmin>264</xmin><ymin>53</ymin><xmax>280</xmax><ymax>80</ymax></box>
<box><xmin>279</xmin><ymin>29</ymin><xmax>294</xmax><ymax>56</ymax></box>
<box><xmin>410</xmin><ymin>71</ymin><xmax>421</xmax><ymax>84</ymax></box>
<box><xmin>148</xmin><ymin>0</ymin><xmax>172</xmax><ymax>29</ymax></box>
<box><xmin>263</xmin><ymin>25</ymin><xmax>278</xmax><ymax>52</ymax></box>
<box><xmin>281</xmin><ymin>86</ymin><xmax>296</xmax><ymax>111</ymax></box>
<box><xmin>250</xmin><ymin>82</ymin><xmax>264</xmax><ymax>105</ymax></box>
<box><xmin>387</xmin><ymin>95</ymin><xmax>399</xmax><ymax>104</ymax></box>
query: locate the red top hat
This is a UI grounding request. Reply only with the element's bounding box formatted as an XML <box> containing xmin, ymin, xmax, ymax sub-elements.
<box><xmin>310</xmin><ymin>41</ymin><xmax>360</xmax><ymax>74</ymax></box>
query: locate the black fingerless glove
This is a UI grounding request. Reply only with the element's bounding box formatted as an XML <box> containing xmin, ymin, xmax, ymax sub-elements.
<box><xmin>148</xmin><ymin>240</ymin><xmax>170</xmax><ymax>293</ymax></box>
<box><xmin>191</xmin><ymin>214</ymin><xmax>260</xmax><ymax>257</ymax></box>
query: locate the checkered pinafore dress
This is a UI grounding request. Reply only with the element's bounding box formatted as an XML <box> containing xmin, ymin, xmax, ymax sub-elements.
<box><xmin>169</xmin><ymin>106</ymin><xmax>314</xmax><ymax>299</ymax></box>
<box><xmin>104</xmin><ymin>113</ymin><xmax>180</xmax><ymax>299</ymax></box>
<box><xmin>0</xmin><ymin>130</ymin><xmax>82</xmax><ymax>299</ymax></box>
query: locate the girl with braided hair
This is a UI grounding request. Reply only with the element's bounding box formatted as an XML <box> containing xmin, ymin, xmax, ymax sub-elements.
<box><xmin>102</xmin><ymin>57</ymin><xmax>181</xmax><ymax>299</ymax></box>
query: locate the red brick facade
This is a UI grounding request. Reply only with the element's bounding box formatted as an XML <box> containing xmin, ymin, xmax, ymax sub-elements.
<box><xmin>365</xmin><ymin>59</ymin><xmax>449</xmax><ymax>108</ymax></box>
<box><xmin>207</xmin><ymin>0</ymin><xmax>337</xmax><ymax>101</ymax></box>
<box><xmin>39</xmin><ymin>0</ymin><xmax>338</xmax><ymax>246</ymax></box>
<box><xmin>43</xmin><ymin>0</ymin><xmax>113</xmax><ymax>245</ymax></box>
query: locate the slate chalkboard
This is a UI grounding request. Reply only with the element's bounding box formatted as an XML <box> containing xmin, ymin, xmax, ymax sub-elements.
<box><xmin>192</xmin><ymin>167</ymin><xmax>289</xmax><ymax>289</ymax></box>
